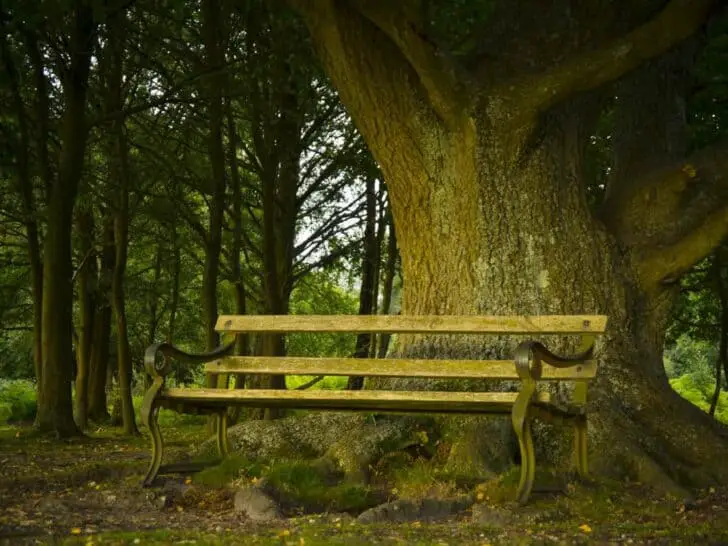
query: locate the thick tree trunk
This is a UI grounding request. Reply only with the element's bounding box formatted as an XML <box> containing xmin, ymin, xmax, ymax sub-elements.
<box><xmin>290</xmin><ymin>1</ymin><xmax>728</xmax><ymax>492</ymax></box>
<box><xmin>74</xmin><ymin>209</ymin><xmax>96</xmax><ymax>429</ymax></box>
<box><xmin>35</xmin><ymin>3</ymin><xmax>95</xmax><ymax>436</ymax></box>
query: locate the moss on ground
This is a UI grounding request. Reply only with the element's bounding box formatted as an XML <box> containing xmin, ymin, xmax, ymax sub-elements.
<box><xmin>195</xmin><ymin>455</ymin><xmax>380</xmax><ymax>513</ymax></box>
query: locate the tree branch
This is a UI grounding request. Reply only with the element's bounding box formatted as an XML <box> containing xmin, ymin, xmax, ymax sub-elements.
<box><xmin>634</xmin><ymin>139</ymin><xmax>728</xmax><ymax>285</ymax></box>
<box><xmin>501</xmin><ymin>0</ymin><xmax>715</xmax><ymax>114</ymax></box>
<box><xmin>350</xmin><ymin>0</ymin><xmax>468</xmax><ymax>124</ymax></box>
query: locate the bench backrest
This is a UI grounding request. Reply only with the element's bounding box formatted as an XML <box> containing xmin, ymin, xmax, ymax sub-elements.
<box><xmin>215</xmin><ymin>315</ymin><xmax>607</xmax><ymax>335</ymax></box>
<box><xmin>205</xmin><ymin>315</ymin><xmax>606</xmax><ymax>382</ymax></box>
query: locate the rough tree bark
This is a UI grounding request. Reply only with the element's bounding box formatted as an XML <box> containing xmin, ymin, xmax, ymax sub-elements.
<box><xmin>287</xmin><ymin>0</ymin><xmax>728</xmax><ymax>490</ymax></box>
<box><xmin>35</xmin><ymin>1</ymin><xmax>96</xmax><ymax>436</ymax></box>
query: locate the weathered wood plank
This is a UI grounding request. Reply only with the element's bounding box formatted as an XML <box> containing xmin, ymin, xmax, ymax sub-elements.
<box><xmin>215</xmin><ymin>314</ymin><xmax>607</xmax><ymax>334</ymax></box>
<box><xmin>204</xmin><ymin>356</ymin><xmax>597</xmax><ymax>380</ymax></box>
<box><xmin>160</xmin><ymin>388</ymin><xmax>551</xmax><ymax>414</ymax></box>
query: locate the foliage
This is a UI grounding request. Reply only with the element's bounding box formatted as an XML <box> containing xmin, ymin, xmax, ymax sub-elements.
<box><xmin>286</xmin><ymin>271</ymin><xmax>359</xmax><ymax>358</ymax></box>
<box><xmin>664</xmin><ymin>335</ymin><xmax>718</xmax><ymax>382</ymax></box>
<box><xmin>670</xmin><ymin>374</ymin><xmax>728</xmax><ymax>424</ymax></box>
<box><xmin>0</xmin><ymin>379</ymin><xmax>37</xmax><ymax>423</ymax></box>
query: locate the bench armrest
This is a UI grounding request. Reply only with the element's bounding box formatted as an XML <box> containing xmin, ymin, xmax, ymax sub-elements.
<box><xmin>514</xmin><ymin>340</ymin><xmax>594</xmax><ymax>381</ymax></box>
<box><xmin>144</xmin><ymin>338</ymin><xmax>238</xmax><ymax>380</ymax></box>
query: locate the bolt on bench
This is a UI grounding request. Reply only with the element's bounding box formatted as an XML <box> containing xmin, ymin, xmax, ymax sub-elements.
<box><xmin>141</xmin><ymin>314</ymin><xmax>606</xmax><ymax>503</ymax></box>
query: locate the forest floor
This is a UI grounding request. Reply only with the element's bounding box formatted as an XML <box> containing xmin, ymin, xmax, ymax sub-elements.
<box><xmin>1</xmin><ymin>419</ymin><xmax>727</xmax><ymax>546</ymax></box>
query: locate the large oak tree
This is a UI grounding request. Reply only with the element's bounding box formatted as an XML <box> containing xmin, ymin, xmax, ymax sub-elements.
<box><xmin>287</xmin><ymin>0</ymin><xmax>728</xmax><ymax>490</ymax></box>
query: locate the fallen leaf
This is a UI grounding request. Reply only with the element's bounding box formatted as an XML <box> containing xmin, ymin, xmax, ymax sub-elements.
<box><xmin>579</xmin><ymin>524</ymin><xmax>592</xmax><ymax>533</ymax></box>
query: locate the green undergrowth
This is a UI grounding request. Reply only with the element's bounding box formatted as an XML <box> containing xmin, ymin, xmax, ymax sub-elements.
<box><xmin>0</xmin><ymin>378</ymin><xmax>37</xmax><ymax>423</ymax></box>
<box><xmin>285</xmin><ymin>375</ymin><xmax>348</xmax><ymax>390</ymax></box>
<box><xmin>194</xmin><ymin>455</ymin><xmax>380</xmax><ymax>513</ymax></box>
<box><xmin>670</xmin><ymin>374</ymin><xmax>728</xmax><ymax>423</ymax></box>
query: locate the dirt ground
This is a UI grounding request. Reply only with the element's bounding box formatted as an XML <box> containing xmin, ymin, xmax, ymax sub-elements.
<box><xmin>1</xmin><ymin>422</ymin><xmax>727</xmax><ymax>545</ymax></box>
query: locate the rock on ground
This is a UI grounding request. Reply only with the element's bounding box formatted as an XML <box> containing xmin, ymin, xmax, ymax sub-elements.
<box><xmin>234</xmin><ymin>485</ymin><xmax>283</xmax><ymax>522</ymax></box>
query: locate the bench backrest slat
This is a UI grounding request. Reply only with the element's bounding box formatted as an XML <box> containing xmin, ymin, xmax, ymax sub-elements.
<box><xmin>215</xmin><ymin>315</ymin><xmax>608</xmax><ymax>335</ymax></box>
<box><xmin>205</xmin><ymin>356</ymin><xmax>597</xmax><ymax>380</ymax></box>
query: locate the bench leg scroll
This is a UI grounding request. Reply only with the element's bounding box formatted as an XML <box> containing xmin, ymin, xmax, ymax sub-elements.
<box><xmin>512</xmin><ymin>384</ymin><xmax>537</xmax><ymax>504</ymax></box>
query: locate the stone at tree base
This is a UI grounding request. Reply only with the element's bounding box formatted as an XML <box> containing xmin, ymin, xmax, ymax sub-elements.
<box><xmin>203</xmin><ymin>412</ymin><xmax>422</xmax><ymax>480</ymax></box>
<box><xmin>234</xmin><ymin>486</ymin><xmax>283</xmax><ymax>522</ymax></box>
<box><xmin>356</xmin><ymin>496</ymin><xmax>472</xmax><ymax>524</ymax></box>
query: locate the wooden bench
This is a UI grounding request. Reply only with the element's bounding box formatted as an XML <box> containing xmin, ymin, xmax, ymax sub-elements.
<box><xmin>140</xmin><ymin>314</ymin><xmax>606</xmax><ymax>503</ymax></box>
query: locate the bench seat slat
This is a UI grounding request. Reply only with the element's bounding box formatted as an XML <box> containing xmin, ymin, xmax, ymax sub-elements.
<box><xmin>205</xmin><ymin>356</ymin><xmax>597</xmax><ymax>380</ymax></box>
<box><xmin>159</xmin><ymin>388</ymin><xmax>551</xmax><ymax>414</ymax></box>
<box><xmin>215</xmin><ymin>315</ymin><xmax>607</xmax><ymax>335</ymax></box>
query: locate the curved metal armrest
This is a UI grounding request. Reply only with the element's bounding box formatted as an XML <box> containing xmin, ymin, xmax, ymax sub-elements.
<box><xmin>144</xmin><ymin>337</ymin><xmax>237</xmax><ymax>379</ymax></box>
<box><xmin>515</xmin><ymin>340</ymin><xmax>595</xmax><ymax>381</ymax></box>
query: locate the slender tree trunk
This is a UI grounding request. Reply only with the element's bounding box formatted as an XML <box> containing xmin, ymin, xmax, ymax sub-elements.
<box><xmin>377</xmin><ymin>214</ymin><xmax>398</xmax><ymax>358</ymax></box>
<box><xmin>107</xmin><ymin>7</ymin><xmax>138</xmax><ymax>435</ymax></box>
<box><xmin>201</xmin><ymin>0</ymin><xmax>227</xmax><ymax>352</ymax></box>
<box><xmin>168</xmin><ymin>218</ymin><xmax>181</xmax><ymax>344</ymax></box>
<box><xmin>74</xmin><ymin>209</ymin><xmax>96</xmax><ymax>429</ymax></box>
<box><xmin>36</xmin><ymin>3</ymin><xmax>95</xmax><ymax>436</ymax></box>
<box><xmin>710</xmin><ymin>250</ymin><xmax>727</xmax><ymax>417</ymax></box>
<box><xmin>368</xmin><ymin>187</ymin><xmax>387</xmax><ymax>358</ymax></box>
<box><xmin>0</xmin><ymin>33</ymin><xmax>44</xmax><ymax>388</ymax></box>
<box><xmin>148</xmin><ymin>243</ymin><xmax>163</xmax><ymax>346</ymax></box>
<box><xmin>348</xmin><ymin>176</ymin><xmax>378</xmax><ymax>390</ymax></box>
<box><xmin>226</xmin><ymin>98</ymin><xmax>250</xmax><ymax>358</ymax></box>
<box><xmin>87</xmin><ymin>219</ymin><xmax>114</xmax><ymax>422</ymax></box>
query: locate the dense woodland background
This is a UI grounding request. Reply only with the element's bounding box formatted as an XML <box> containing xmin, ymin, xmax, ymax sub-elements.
<box><xmin>0</xmin><ymin>0</ymin><xmax>727</xmax><ymax>434</ymax></box>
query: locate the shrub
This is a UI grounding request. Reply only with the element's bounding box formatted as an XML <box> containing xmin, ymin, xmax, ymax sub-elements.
<box><xmin>0</xmin><ymin>379</ymin><xmax>37</xmax><ymax>423</ymax></box>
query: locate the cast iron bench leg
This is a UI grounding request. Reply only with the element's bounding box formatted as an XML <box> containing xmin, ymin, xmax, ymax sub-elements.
<box><xmin>142</xmin><ymin>405</ymin><xmax>164</xmax><ymax>487</ymax></box>
<box><xmin>512</xmin><ymin>385</ymin><xmax>537</xmax><ymax>504</ymax></box>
